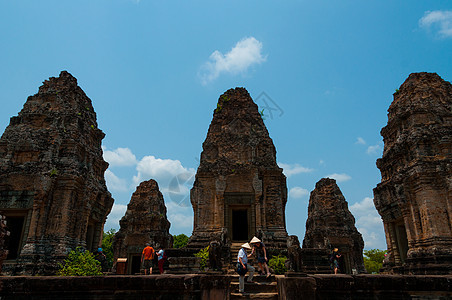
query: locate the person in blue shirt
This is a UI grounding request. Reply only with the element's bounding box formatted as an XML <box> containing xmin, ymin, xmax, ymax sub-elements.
<box><xmin>156</xmin><ymin>246</ymin><xmax>166</xmax><ymax>274</ymax></box>
<box><xmin>237</xmin><ymin>242</ymin><xmax>255</xmax><ymax>293</ymax></box>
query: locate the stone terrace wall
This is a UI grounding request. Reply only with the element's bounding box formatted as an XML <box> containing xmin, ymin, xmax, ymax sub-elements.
<box><xmin>278</xmin><ymin>274</ymin><xmax>452</xmax><ymax>300</ymax></box>
<box><xmin>0</xmin><ymin>275</ymin><xmax>230</xmax><ymax>300</ymax></box>
<box><xmin>0</xmin><ymin>274</ymin><xmax>450</xmax><ymax>300</ymax></box>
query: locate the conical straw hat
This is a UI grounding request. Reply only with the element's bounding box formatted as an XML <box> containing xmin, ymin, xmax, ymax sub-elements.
<box><xmin>241</xmin><ymin>243</ymin><xmax>251</xmax><ymax>250</ymax></box>
<box><xmin>250</xmin><ymin>236</ymin><xmax>261</xmax><ymax>244</ymax></box>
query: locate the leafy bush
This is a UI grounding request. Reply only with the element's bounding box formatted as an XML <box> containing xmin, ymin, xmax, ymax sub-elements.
<box><xmin>102</xmin><ymin>229</ymin><xmax>116</xmax><ymax>269</ymax></box>
<box><xmin>268</xmin><ymin>254</ymin><xmax>287</xmax><ymax>275</ymax></box>
<box><xmin>194</xmin><ymin>246</ymin><xmax>209</xmax><ymax>271</ymax></box>
<box><xmin>173</xmin><ymin>233</ymin><xmax>189</xmax><ymax>249</ymax></box>
<box><xmin>363</xmin><ymin>249</ymin><xmax>387</xmax><ymax>274</ymax></box>
<box><xmin>57</xmin><ymin>247</ymin><xmax>102</xmax><ymax>276</ymax></box>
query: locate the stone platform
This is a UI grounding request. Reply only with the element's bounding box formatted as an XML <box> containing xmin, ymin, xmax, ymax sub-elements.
<box><xmin>0</xmin><ymin>274</ymin><xmax>451</xmax><ymax>299</ymax></box>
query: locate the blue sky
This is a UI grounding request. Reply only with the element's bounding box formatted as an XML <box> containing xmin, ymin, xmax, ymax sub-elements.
<box><xmin>1</xmin><ymin>1</ymin><xmax>451</xmax><ymax>250</ymax></box>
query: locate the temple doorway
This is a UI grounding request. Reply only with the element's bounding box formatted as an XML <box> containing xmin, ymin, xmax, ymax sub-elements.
<box><xmin>130</xmin><ymin>255</ymin><xmax>141</xmax><ymax>275</ymax></box>
<box><xmin>394</xmin><ymin>223</ymin><xmax>408</xmax><ymax>263</ymax></box>
<box><xmin>5</xmin><ymin>215</ymin><xmax>25</xmax><ymax>260</ymax></box>
<box><xmin>232</xmin><ymin>209</ymin><xmax>248</xmax><ymax>241</ymax></box>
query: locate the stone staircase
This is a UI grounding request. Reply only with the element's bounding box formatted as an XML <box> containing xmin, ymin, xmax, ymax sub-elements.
<box><xmin>230</xmin><ymin>274</ymin><xmax>278</xmax><ymax>300</ymax></box>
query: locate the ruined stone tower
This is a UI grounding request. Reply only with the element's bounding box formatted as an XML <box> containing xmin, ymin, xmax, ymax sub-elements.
<box><xmin>188</xmin><ymin>88</ymin><xmax>288</xmax><ymax>250</ymax></box>
<box><xmin>113</xmin><ymin>179</ymin><xmax>172</xmax><ymax>274</ymax></box>
<box><xmin>374</xmin><ymin>72</ymin><xmax>452</xmax><ymax>275</ymax></box>
<box><xmin>303</xmin><ymin>178</ymin><xmax>365</xmax><ymax>274</ymax></box>
<box><xmin>0</xmin><ymin>71</ymin><xmax>114</xmax><ymax>275</ymax></box>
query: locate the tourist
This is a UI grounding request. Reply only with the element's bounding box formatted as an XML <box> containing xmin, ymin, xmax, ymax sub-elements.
<box><xmin>330</xmin><ymin>248</ymin><xmax>342</xmax><ymax>274</ymax></box>
<box><xmin>94</xmin><ymin>248</ymin><xmax>108</xmax><ymax>273</ymax></box>
<box><xmin>156</xmin><ymin>246</ymin><xmax>167</xmax><ymax>274</ymax></box>
<box><xmin>249</xmin><ymin>236</ymin><xmax>271</xmax><ymax>278</ymax></box>
<box><xmin>237</xmin><ymin>242</ymin><xmax>255</xmax><ymax>293</ymax></box>
<box><xmin>141</xmin><ymin>243</ymin><xmax>155</xmax><ymax>275</ymax></box>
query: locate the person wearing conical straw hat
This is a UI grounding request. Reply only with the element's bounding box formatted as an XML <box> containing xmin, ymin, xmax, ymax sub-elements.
<box><xmin>249</xmin><ymin>236</ymin><xmax>271</xmax><ymax>278</ymax></box>
<box><xmin>237</xmin><ymin>242</ymin><xmax>255</xmax><ymax>293</ymax></box>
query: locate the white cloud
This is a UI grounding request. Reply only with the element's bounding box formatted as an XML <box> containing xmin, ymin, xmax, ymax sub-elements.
<box><xmin>349</xmin><ymin>197</ymin><xmax>386</xmax><ymax>249</ymax></box>
<box><xmin>366</xmin><ymin>144</ymin><xmax>382</xmax><ymax>155</ymax></box>
<box><xmin>356</xmin><ymin>137</ymin><xmax>366</xmax><ymax>145</ymax></box>
<box><xmin>289</xmin><ymin>187</ymin><xmax>309</xmax><ymax>199</ymax></box>
<box><xmin>132</xmin><ymin>155</ymin><xmax>196</xmax><ymax>209</ymax></box>
<box><xmin>420</xmin><ymin>10</ymin><xmax>452</xmax><ymax>38</ymax></box>
<box><xmin>104</xmin><ymin>204</ymin><xmax>127</xmax><ymax>231</ymax></box>
<box><xmin>325</xmin><ymin>173</ymin><xmax>351</xmax><ymax>182</ymax></box>
<box><xmin>199</xmin><ymin>37</ymin><xmax>267</xmax><ymax>84</ymax></box>
<box><xmin>103</xmin><ymin>147</ymin><xmax>137</xmax><ymax>167</ymax></box>
<box><xmin>278</xmin><ymin>163</ymin><xmax>314</xmax><ymax>177</ymax></box>
<box><xmin>133</xmin><ymin>156</ymin><xmax>195</xmax><ymax>186</ymax></box>
<box><xmin>105</xmin><ymin>169</ymin><xmax>129</xmax><ymax>192</ymax></box>
<box><xmin>319</xmin><ymin>160</ymin><xmax>325</xmax><ymax>166</ymax></box>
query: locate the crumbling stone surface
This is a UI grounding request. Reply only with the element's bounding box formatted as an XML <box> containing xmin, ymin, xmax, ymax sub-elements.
<box><xmin>0</xmin><ymin>274</ymin><xmax>232</xmax><ymax>299</ymax></box>
<box><xmin>0</xmin><ymin>71</ymin><xmax>113</xmax><ymax>275</ymax></box>
<box><xmin>303</xmin><ymin>178</ymin><xmax>365</xmax><ymax>274</ymax></box>
<box><xmin>0</xmin><ymin>215</ymin><xmax>9</xmax><ymax>274</ymax></box>
<box><xmin>278</xmin><ymin>274</ymin><xmax>452</xmax><ymax>300</ymax></box>
<box><xmin>374</xmin><ymin>72</ymin><xmax>452</xmax><ymax>275</ymax></box>
<box><xmin>113</xmin><ymin>179</ymin><xmax>172</xmax><ymax>271</ymax></box>
<box><xmin>189</xmin><ymin>87</ymin><xmax>288</xmax><ymax>252</ymax></box>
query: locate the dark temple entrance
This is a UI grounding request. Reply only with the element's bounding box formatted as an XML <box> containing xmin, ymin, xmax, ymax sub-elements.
<box><xmin>5</xmin><ymin>216</ymin><xmax>25</xmax><ymax>260</ymax></box>
<box><xmin>232</xmin><ymin>209</ymin><xmax>248</xmax><ymax>241</ymax></box>
<box><xmin>224</xmin><ymin>192</ymin><xmax>255</xmax><ymax>241</ymax></box>
<box><xmin>130</xmin><ymin>255</ymin><xmax>141</xmax><ymax>275</ymax></box>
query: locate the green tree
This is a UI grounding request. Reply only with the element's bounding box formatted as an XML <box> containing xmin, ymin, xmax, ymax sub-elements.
<box><xmin>102</xmin><ymin>228</ymin><xmax>116</xmax><ymax>269</ymax></box>
<box><xmin>57</xmin><ymin>247</ymin><xmax>103</xmax><ymax>276</ymax></box>
<box><xmin>173</xmin><ymin>233</ymin><xmax>189</xmax><ymax>248</ymax></box>
<box><xmin>268</xmin><ymin>254</ymin><xmax>287</xmax><ymax>275</ymax></box>
<box><xmin>194</xmin><ymin>246</ymin><xmax>209</xmax><ymax>271</ymax></box>
<box><xmin>363</xmin><ymin>249</ymin><xmax>387</xmax><ymax>274</ymax></box>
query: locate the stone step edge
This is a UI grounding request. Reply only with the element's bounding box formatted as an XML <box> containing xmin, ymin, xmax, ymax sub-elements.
<box><xmin>230</xmin><ymin>282</ymin><xmax>277</xmax><ymax>286</ymax></box>
<box><xmin>230</xmin><ymin>292</ymin><xmax>278</xmax><ymax>298</ymax></box>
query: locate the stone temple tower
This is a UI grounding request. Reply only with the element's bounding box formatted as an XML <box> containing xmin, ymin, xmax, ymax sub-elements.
<box><xmin>188</xmin><ymin>88</ymin><xmax>288</xmax><ymax>251</ymax></box>
<box><xmin>374</xmin><ymin>72</ymin><xmax>452</xmax><ymax>275</ymax></box>
<box><xmin>0</xmin><ymin>71</ymin><xmax>113</xmax><ymax>275</ymax></box>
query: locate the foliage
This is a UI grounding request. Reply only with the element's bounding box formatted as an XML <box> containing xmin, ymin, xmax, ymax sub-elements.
<box><xmin>363</xmin><ymin>249</ymin><xmax>387</xmax><ymax>274</ymax></box>
<box><xmin>102</xmin><ymin>229</ymin><xmax>116</xmax><ymax>269</ymax></box>
<box><xmin>57</xmin><ymin>247</ymin><xmax>102</xmax><ymax>276</ymax></box>
<box><xmin>173</xmin><ymin>233</ymin><xmax>189</xmax><ymax>249</ymax></box>
<box><xmin>268</xmin><ymin>254</ymin><xmax>287</xmax><ymax>275</ymax></box>
<box><xmin>194</xmin><ymin>246</ymin><xmax>210</xmax><ymax>271</ymax></box>
<box><xmin>220</xmin><ymin>94</ymin><xmax>230</xmax><ymax>102</ymax></box>
<box><xmin>259</xmin><ymin>108</ymin><xmax>266</xmax><ymax>120</ymax></box>
<box><xmin>49</xmin><ymin>168</ymin><xmax>58</xmax><ymax>177</ymax></box>
<box><xmin>215</xmin><ymin>103</ymin><xmax>222</xmax><ymax>113</ymax></box>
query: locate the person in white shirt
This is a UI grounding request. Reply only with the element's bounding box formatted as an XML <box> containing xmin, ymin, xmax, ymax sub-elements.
<box><xmin>237</xmin><ymin>242</ymin><xmax>255</xmax><ymax>293</ymax></box>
